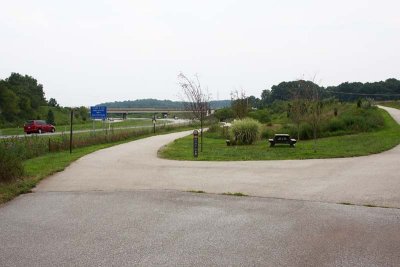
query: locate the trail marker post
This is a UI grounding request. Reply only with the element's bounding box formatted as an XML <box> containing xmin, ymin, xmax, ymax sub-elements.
<box><xmin>193</xmin><ymin>130</ymin><xmax>199</xmax><ymax>158</ymax></box>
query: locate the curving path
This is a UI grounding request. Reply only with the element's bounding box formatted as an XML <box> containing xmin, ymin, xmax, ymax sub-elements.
<box><xmin>2</xmin><ymin>105</ymin><xmax>400</xmax><ymax>266</ymax></box>
<box><xmin>36</xmin><ymin>105</ymin><xmax>400</xmax><ymax>208</ymax></box>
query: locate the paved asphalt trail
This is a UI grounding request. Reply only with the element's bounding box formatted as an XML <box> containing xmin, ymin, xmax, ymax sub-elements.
<box><xmin>1</xmin><ymin>106</ymin><xmax>399</xmax><ymax>266</ymax></box>
<box><xmin>36</xmin><ymin>106</ymin><xmax>400</xmax><ymax>208</ymax></box>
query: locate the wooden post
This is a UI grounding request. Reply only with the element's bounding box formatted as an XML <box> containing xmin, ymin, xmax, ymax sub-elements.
<box><xmin>70</xmin><ymin>109</ymin><xmax>73</xmax><ymax>154</ymax></box>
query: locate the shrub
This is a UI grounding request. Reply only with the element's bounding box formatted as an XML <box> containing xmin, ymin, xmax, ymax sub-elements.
<box><xmin>341</xmin><ymin>108</ymin><xmax>384</xmax><ymax>132</ymax></box>
<box><xmin>0</xmin><ymin>145</ymin><xmax>24</xmax><ymax>182</ymax></box>
<box><xmin>214</xmin><ymin>108</ymin><xmax>234</xmax><ymax>121</ymax></box>
<box><xmin>280</xmin><ymin>123</ymin><xmax>313</xmax><ymax>140</ymax></box>
<box><xmin>248</xmin><ymin>109</ymin><xmax>271</xmax><ymax>123</ymax></box>
<box><xmin>326</xmin><ymin>118</ymin><xmax>346</xmax><ymax>132</ymax></box>
<box><xmin>229</xmin><ymin>118</ymin><xmax>261</xmax><ymax>145</ymax></box>
<box><xmin>261</xmin><ymin>128</ymin><xmax>276</xmax><ymax>139</ymax></box>
<box><xmin>298</xmin><ymin>123</ymin><xmax>314</xmax><ymax>140</ymax></box>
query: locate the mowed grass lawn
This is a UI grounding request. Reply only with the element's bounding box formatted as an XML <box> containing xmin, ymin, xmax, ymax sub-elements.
<box><xmin>159</xmin><ymin>110</ymin><xmax>400</xmax><ymax>161</ymax></box>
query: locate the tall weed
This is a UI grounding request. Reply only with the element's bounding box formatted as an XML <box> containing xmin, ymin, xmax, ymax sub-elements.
<box><xmin>0</xmin><ymin>144</ymin><xmax>24</xmax><ymax>182</ymax></box>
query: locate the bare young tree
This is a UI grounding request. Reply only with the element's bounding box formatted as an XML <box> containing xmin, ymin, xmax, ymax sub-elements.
<box><xmin>230</xmin><ymin>89</ymin><xmax>248</xmax><ymax>119</ymax></box>
<box><xmin>178</xmin><ymin>73</ymin><xmax>210</xmax><ymax>152</ymax></box>
<box><xmin>302</xmin><ymin>79</ymin><xmax>323</xmax><ymax>152</ymax></box>
<box><xmin>288</xmin><ymin>91</ymin><xmax>307</xmax><ymax>141</ymax></box>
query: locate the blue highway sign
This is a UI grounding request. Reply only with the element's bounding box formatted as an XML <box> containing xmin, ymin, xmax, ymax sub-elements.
<box><xmin>90</xmin><ymin>106</ymin><xmax>107</xmax><ymax>120</ymax></box>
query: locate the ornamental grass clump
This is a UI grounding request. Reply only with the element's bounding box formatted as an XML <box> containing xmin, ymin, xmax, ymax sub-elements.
<box><xmin>229</xmin><ymin>118</ymin><xmax>261</xmax><ymax>145</ymax></box>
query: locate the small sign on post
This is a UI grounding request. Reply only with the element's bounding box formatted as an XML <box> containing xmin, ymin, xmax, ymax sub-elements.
<box><xmin>193</xmin><ymin>130</ymin><xmax>199</xmax><ymax>158</ymax></box>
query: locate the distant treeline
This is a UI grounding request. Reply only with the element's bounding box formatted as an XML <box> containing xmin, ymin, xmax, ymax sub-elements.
<box><xmin>101</xmin><ymin>79</ymin><xmax>400</xmax><ymax>110</ymax></box>
<box><xmin>0</xmin><ymin>73</ymin><xmax>89</xmax><ymax>127</ymax></box>
<box><xmin>254</xmin><ymin>78</ymin><xmax>400</xmax><ymax>108</ymax></box>
<box><xmin>0</xmin><ymin>73</ymin><xmax>62</xmax><ymax>125</ymax></box>
<box><xmin>99</xmin><ymin>99</ymin><xmax>232</xmax><ymax>109</ymax></box>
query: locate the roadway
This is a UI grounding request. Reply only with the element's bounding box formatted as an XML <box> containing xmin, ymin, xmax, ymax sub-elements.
<box><xmin>0</xmin><ymin>119</ymin><xmax>189</xmax><ymax>139</ymax></box>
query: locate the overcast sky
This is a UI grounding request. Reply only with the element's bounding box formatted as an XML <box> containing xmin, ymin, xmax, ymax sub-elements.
<box><xmin>1</xmin><ymin>0</ymin><xmax>399</xmax><ymax>106</ymax></box>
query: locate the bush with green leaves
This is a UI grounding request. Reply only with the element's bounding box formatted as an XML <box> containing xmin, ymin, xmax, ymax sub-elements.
<box><xmin>261</xmin><ymin>128</ymin><xmax>275</xmax><ymax>139</ymax></box>
<box><xmin>280</xmin><ymin>123</ymin><xmax>313</xmax><ymax>140</ymax></box>
<box><xmin>229</xmin><ymin>118</ymin><xmax>261</xmax><ymax>145</ymax></box>
<box><xmin>326</xmin><ymin>118</ymin><xmax>346</xmax><ymax>132</ymax></box>
<box><xmin>248</xmin><ymin>109</ymin><xmax>271</xmax><ymax>123</ymax></box>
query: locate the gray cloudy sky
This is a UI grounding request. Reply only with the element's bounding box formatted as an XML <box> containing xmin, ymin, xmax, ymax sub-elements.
<box><xmin>1</xmin><ymin>0</ymin><xmax>399</xmax><ymax>106</ymax></box>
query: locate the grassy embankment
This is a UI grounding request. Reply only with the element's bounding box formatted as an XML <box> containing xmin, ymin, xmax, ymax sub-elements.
<box><xmin>159</xmin><ymin>109</ymin><xmax>400</xmax><ymax>161</ymax></box>
<box><xmin>379</xmin><ymin>101</ymin><xmax>400</xmax><ymax>110</ymax></box>
<box><xmin>0</xmin><ymin>124</ymin><xmax>196</xmax><ymax>204</ymax></box>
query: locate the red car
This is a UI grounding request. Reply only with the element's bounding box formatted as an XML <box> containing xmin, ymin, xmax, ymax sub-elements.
<box><xmin>24</xmin><ymin>120</ymin><xmax>56</xmax><ymax>134</ymax></box>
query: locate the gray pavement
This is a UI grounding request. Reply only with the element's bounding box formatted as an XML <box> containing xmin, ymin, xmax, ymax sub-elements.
<box><xmin>1</xmin><ymin>106</ymin><xmax>400</xmax><ymax>266</ymax></box>
<box><xmin>378</xmin><ymin>105</ymin><xmax>400</xmax><ymax>123</ymax></box>
<box><xmin>1</xmin><ymin>191</ymin><xmax>400</xmax><ymax>267</ymax></box>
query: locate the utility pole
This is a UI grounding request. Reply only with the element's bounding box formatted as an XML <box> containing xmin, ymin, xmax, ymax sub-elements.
<box><xmin>152</xmin><ymin>113</ymin><xmax>156</xmax><ymax>134</ymax></box>
<box><xmin>69</xmin><ymin>109</ymin><xmax>73</xmax><ymax>154</ymax></box>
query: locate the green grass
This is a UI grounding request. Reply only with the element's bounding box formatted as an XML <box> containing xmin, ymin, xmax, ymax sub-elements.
<box><xmin>0</xmin><ymin>124</ymin><xmax>196</xmax><ymax>205</ymax></box>
<box><xmin>159</xmin><ymin>110</ymin><xmax>400</xmax><ymax>161</ymax></box>
<box><xmin>221</xmin><ymin>192</ymin><xmax>248</xmax><ymax>197</ymax></box>
<box><xmin>379</xmin><ymin>101</ymin><xmax>400</xmax><ymax>110</ymax></box>
<box><xmin>187</xmin><ymin>190</ymin><xmax>206</xmax><ymax>193</ymax></box>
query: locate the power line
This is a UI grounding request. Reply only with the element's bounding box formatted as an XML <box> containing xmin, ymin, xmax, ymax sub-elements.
<box><xmin>326</xmin><ymin>90</ymin><xmax>400</xmax><ymax>97</ymax></box>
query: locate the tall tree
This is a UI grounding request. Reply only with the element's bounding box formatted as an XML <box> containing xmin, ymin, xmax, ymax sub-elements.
<box><xmin>6</xmin><ymin>73</ymin><xmax>46</xmax><ymax>110</ymax></box>
<box><xmin>48</xmin><ymin>98</ymin><xmax>59</xmax><ymax>107</ymax></box>
<box><xmin>47</xmin><ymin>109</ymin><xmax>55</xmax><ymax>125</ymax></box>
<box><xmin>0</xmin><ymin>82</ymin><xmax>20</xmax><ymax>122</ymax></box>
<box><xmin>260</xmin><ymin>89</ymin><xmax>272</xmax><ymax>107</ymax></box>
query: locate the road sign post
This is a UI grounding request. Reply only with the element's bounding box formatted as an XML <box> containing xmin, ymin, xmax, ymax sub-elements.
<box><xmin>193</xmin><ymin>130</ymin><xmax>199</xmax><ymax>158</ymax></box>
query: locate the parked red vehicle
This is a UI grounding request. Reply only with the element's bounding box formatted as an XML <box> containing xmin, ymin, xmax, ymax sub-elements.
<box><xmin>24</xmin><ymin>120</ymin><xmax>56</xmax><ymax>134</ymax></box>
